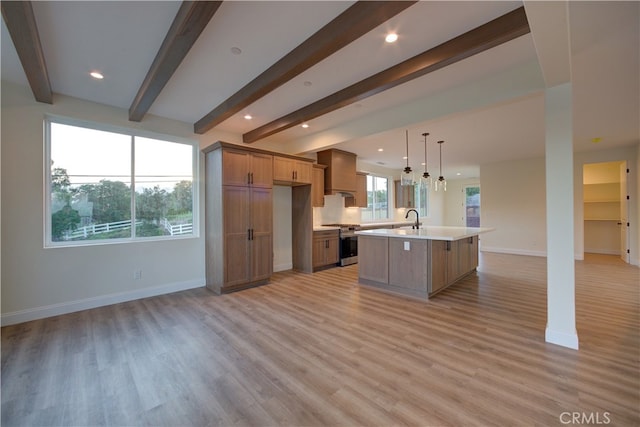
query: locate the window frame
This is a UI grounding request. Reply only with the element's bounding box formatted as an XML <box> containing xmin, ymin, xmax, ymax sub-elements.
<box><xmin>361</xmin><ymin>174</ymin><xmax>390</xmax><ymax>222</ymax></box>
<box><xmin>44</xmin><ymin>115</ymin><xmax>199</xmax><ymax>248</ymax></box>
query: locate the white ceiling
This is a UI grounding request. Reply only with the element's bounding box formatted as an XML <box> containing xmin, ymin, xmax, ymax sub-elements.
<box><xmin>2</xmin><ymin>1</ymin><xmax>638</xmax><ymax>179</ymax></box>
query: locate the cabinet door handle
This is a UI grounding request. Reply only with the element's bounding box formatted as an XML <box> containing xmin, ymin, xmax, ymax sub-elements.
<box><xmin>247</xmin><ymin>172</ymin><xmax>251</xmax><ymax>185</ymax></box>
<box><xmin>248</xmin><ymin>229</ymin><xmax>251</xmax><ymax>240</ymax></box>
<box><xmin>251</xmin><ymin>229</ymin><xmax>254</xmax><ymax>240</ymax></box>
<box><xmin>325</xmin><ymin>240</ymin><xmax>329</xmax><ymax>248</ymax></box>
<box><xmin>251</xmin><ymin>172</ymin><xmax>254</xmax><ymax>185</ymax></box>
<box><xmin>446</xmin><ymin>241</ymin><xmax>451</xmax><ymax>251</ymax></box>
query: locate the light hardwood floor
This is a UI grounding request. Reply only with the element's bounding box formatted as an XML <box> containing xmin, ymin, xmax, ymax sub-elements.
<box><xmin>2</xmin><ymin>253</ymin><xmax>638</xmax><ymax>426</ymax></box>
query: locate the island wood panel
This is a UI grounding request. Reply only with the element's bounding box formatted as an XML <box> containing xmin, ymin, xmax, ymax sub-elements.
<box><xmin>2</xmin><ymin>253</ymin><xmax>638</xmax><ymax>426</ymax></box>
<box><xmin>429</xmin><ymin>239</ymin><xmax>448</xmax><ymax>294</ymax></box>
<box><xmin>358</xmin><ymin>235</ymin><xmax>388</xmax><ymax>284</ymax></box>
<box><xmin>388</xmin><ymin>238</ymin><xmax>428</xmax><ymax>296</ymax></box>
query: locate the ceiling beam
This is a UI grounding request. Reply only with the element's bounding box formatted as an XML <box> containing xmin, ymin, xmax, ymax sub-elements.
<box><xmin>243</xmin><ymin>6</ymin><xmax>530</xmax><ymax>144</ymax></box>
<box><xmin>193</xmin><ymin>1</ymin><xmax>417</xmax><ymax>135</ymax></box>
<box><xmin>1</xmin><ymin>1</ymin><xmax>52</xmax><ymax>104</ymax></box>
<box><xmin>129</xmin><ymin>1</ymin><xmax>223</xmax><ymax>122</ymax></box>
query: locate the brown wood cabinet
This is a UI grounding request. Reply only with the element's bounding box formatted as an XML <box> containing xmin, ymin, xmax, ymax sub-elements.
<box><xmin>394</xmin><ymin>180</ymin><xmax>416</xmax><ymax>208</ymax></box>
<box><xmin>223</xmin><ymin>186</ymin><xmax>272</xmax><ymax>287</ymax></box>
<box><xmin>312</xmin><ymin>230</ymin><xmax>339</xmax><ymax>270</ymax></box>
<box><xmin>223</xmin><ymin>149</ymin><xmax>273</xmax><ymax>187</ymax></box>
<box><xmin>204</xmin><ymin>142</ymin><xmax>274</xmax><ymax>294</ymax></box>
<box><xmin>273</xmin><ymin>156</ymin><xmax>312</xmax><ymax>185</ymax></box>
<box><xmin>345</xmin><ymin>172</ymin><xmax>368</xmax><ymax>208</ymax></box>
<box><xmin>358</xmin><ymin>234</ymin><xmax>479</xmax><ymax>298</ymax></box>
<box><xmin>312</xmin><ymin>164</ymin><xmax>326</xmax><ymax>207</ymax></box>
<box><xmin>316</xmin><ymin>149</ymin><xmax>356</xmax><ymax>194</ymax></box>
<box><xmin>430</xmin><ymin>237</ymin><xmax>479</xmax><ymax>295</ymax></box>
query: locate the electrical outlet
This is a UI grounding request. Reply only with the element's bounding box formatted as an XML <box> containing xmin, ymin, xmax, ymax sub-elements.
<box><xmin>133</xmin><ymin>269</ymin><xmax>142</xmax><ymax>280</ymax></box>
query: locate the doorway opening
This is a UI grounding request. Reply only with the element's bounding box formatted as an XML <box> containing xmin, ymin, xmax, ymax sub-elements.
<box><xmin>583</xmin><ymin>161</ymin><xmax>629</xmax><ymax>263</ymax></box>
<box><xmin>464</xmin><ymin>185</ymin><xmax>481</xmax><ymax>227</ymax></box>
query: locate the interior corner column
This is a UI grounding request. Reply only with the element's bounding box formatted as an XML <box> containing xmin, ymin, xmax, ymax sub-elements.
<box><xmin>545</xmin><ymin>82</ymin><xmax>578</xmax><ymax>350</ymax></box>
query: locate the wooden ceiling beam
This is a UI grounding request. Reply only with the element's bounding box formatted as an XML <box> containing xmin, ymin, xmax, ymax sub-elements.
<box><xmin>194</xmin><ymin>1</ymin><xmax>417</xmax><ymax>135</ymax></box>
<box><xmin>243</xmin><ymin>6</ymin><xmax>530</xmax><ymax>144</ymax></box>
<box><xmin>1</xmin><ymin>1</ymin><xmax>52</xmax><ymax>104</ymax></box>
<box><xmin>129</xmin><ymin>1</ymin><xmax>222</xmax><ymax>122</ymax></box>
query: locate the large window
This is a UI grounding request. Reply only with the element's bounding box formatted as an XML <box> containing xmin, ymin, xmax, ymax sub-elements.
<box><xmin>45</xmin><ymin>118</ymin><xmax>196</xmax><ymax>246</ymax></box>
<box><xmin>362</xmin><ymin>175</ymin><xmax>389</xmax><ymax>221</ymax></box>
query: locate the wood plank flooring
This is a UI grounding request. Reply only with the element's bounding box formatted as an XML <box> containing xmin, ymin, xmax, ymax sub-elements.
<box><xmin>2</xmin><ymin>252</ymin><xmax>638</xmax><ymax>426</ymax></box>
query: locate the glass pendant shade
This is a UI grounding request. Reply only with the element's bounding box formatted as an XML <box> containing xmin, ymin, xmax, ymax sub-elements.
<box><xmin>434</xmin><ymin>140</ymin><xmax>446</xmax><ymax>191</ymax></box>
<box><xmin>420</xmin><ymin>132</ymin><xmax>432</xmax><ymax>189</ymax></box>
<box><xmin>400</xmin><ymin>130</ymin><xmax>414</xmax><ymax>186</ymax></box>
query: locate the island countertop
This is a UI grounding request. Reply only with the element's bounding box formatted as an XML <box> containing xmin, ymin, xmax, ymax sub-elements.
<box><xmin>355</xmin><ymin>226</ymin><xmax>495</xmax><ymax>241</ymax></box>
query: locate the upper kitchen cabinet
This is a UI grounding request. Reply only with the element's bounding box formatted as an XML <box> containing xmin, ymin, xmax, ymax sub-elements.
<box><xmin>312</xmin><ymin>164</ymin><xmax>327</xmax><ymax>207</ymax></box>
<box><xmin>223</xmin><ymin>149</ymin><xmax>273</xmax><ymax>188</ymax></box>
<box><xmin>273</xmin><ymin>155</ymin><xmax>313</xmax><ymax>185</ymax></box>
<box><xmin>345</xmin><ymin>172</ymin><xmax>368</xmax><ymax>208</ymax></box>
<box><xmin>316</xmin><ymin>149</ymin><xmax>357</xmax><ymax>194</ymax></box>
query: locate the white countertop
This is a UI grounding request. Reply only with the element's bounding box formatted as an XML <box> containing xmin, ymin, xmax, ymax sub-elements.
<box><xmin>314</xmin><ymin>221</ymin><xmax>414</xmax><ymax>232</ymax></box>
<box><xmin>313</xmin><ymin>226</ymin><xmax>341</xmax><ymax>231</ymax></box>
<box><xmin>355</xmin><ymin>226</ymin><xmax>495</xmax><ymax>241</ymax></box>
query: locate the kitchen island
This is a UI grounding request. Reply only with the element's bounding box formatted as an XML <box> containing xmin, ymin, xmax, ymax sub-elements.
<box><xmin>355</xmin><ymin>226</ymin><xmax>494</xmax><ymax>299</ymax></box>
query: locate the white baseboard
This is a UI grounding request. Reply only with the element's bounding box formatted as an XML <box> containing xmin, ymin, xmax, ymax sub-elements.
<box><xmin>545</xmin><ymin>327</ymin><xmax>579</xmax><ymax>350</ymax></box>
<box><xmin>480</xmin><ymin>246</ymin><xmax>547</xmax><ymax>257</ymax></box>
<box><xmin>1</xmin><ymin>279</ymin><xmax>205</xmax><ymax>327</ymax></box>
<box><xmin>274</xmin><ymin>262</ymin><xmax>293</xmax><ymax>272</ymax></box>
<box><xmin>584</xmin><ymin>248</ymin><xmax>621</xmax><ymax>255</ymax></box>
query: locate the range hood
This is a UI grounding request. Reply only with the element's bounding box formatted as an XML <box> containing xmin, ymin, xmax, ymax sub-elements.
<box><xmin>316</xmin><ymin>149</ymin><xmax>357</xmax><ymax>196</ymax></box>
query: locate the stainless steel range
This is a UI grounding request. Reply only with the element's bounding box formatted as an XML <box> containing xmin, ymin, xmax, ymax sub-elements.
<box><xmin>324</xmin><ymin>224</ymin><xmax>360</xmax><ymax>266</ymax></box>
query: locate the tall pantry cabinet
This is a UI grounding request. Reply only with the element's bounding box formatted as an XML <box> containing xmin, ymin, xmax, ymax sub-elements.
<box><xmin>204</xmin><ymin>142</ymin><xmax>273</xmax><ymax>294</ymax></box>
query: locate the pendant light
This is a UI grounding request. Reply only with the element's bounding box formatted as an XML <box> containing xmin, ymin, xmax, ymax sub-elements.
<box><xmin>434</xmin><ymin>140</ymin><xmax>446</xmax><ymax>191</ymax></box>
<box><xmin>400</xmin><ymin>130</ymin><xmax>414</xmax><ymax>186</ymax></box>
<box><xmin>420</xmin><ymin>132</ymin><xmax>432</xmax><ymax>189</ymax></box>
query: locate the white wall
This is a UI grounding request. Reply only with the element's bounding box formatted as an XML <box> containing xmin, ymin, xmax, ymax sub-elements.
<box><xmin>442</xmin><ymin>178</ymin><xmax>481</xmax><ymax>226</ymax></box>
<box><xmin>479</xmin><ymin>145</ymin><xmax>639</xmax><ymax>265</ymax></box>
<box><xmin>312</xmin><ymin>160</ymin><xmax>446</xmax><ymax>226</ymax></box>
<box><xmin>574</xmin><ymin>146</ymin><xmax>639</xmax><ymax>263</ymax></box>
<box><xmin>273</xmin><ymin>186</ymin><xmax>292</xmax><ymax>272</ymax></box>
<box><xmin>480</xmin><ymin>157</ymin><xmax>548</xmax><ymax>256</ymax></box>
<box><xmin>0</xmin><ymin>82</ymin><xmax>230</xmax><ymax>325</ymax></box>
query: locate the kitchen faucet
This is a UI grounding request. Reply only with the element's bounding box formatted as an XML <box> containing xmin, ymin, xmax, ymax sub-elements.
<box><xmin>405</xmin><ymin>209</ymin><xmax>420</xmax><ymax>229</ymax></box>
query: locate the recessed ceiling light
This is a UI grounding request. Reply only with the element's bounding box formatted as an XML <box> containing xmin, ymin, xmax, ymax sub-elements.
<box><xmin>402</xmin><ymin>156</ymin><xmax>408</xmax><ymax>160</ymax></box>
<box><xmin>244</xmin><ymin>114</ymin><xmax>252</xmax><ymax>120</ymax></box>
<box><xmin>378</xmin><ymin>148</ymin><xmax>384</xmax><ymax>152</ymax></box>
<box><xmin>421</xmin><ymin>162</ymin><xmax>426</xmax><ymax>166</ymax></box>
<box><xmin>385</xmin><ymin>33</ymin><xmax>398</xmax><ymax>43</ymax></box>
<box><xmin>90</xmin><ymin>71</ymin><xmax>104</xmax><ymax>80</ymax></box>
<box><xmin>301</xmin><ymin>123</ymin><xmax>309</xmax><ymax>129</ymax></box>
<box><xmin>456</xmin><ymin>172</ymin><xmax>462</xmax><ymax>176</ymax></box>
<box><xmin>230</xmin><ymin>47</ymin><xmax>242</xmax><ymax>55</ymax></box>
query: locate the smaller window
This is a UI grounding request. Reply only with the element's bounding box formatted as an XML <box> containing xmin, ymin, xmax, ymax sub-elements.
<box><xmin>414</xmin><ymin>184</ymin><xmax>429</xmax><ymax>217</ymax></box>
<box><xmin>362</xmin><ymin>175</ymin><xmax>389</xmax><ymax>221</ymax></box>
